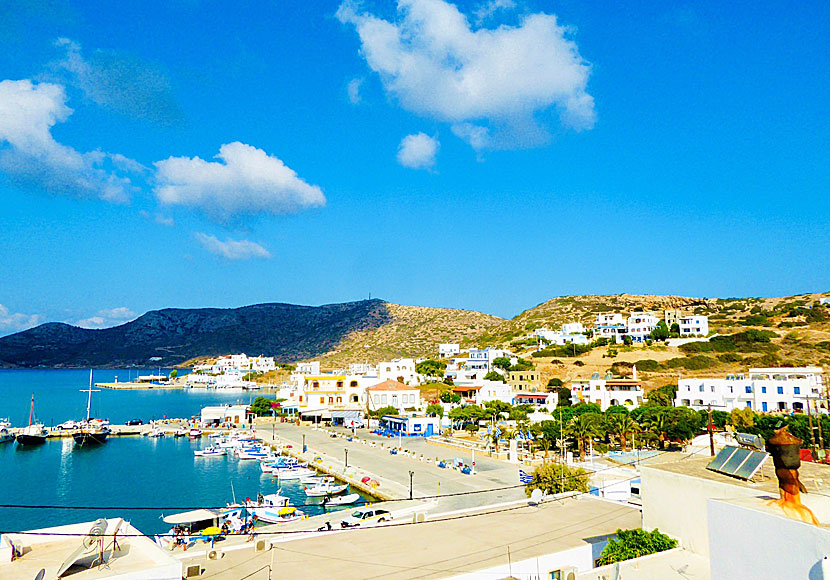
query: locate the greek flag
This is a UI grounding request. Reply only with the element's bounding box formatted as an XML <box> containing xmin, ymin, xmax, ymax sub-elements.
<box><xmin>519</xmin><ymin>469</ymin><xmax>533</xmax><ymax>484</ymax></box>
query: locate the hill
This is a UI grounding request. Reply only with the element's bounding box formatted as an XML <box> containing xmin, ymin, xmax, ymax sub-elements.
<box><xmin>0</xmin><ymin>300</ymin><xmax>393</xmax><ymax>368</ymax></box>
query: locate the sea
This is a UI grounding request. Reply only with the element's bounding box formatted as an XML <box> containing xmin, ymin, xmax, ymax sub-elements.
<box><xmin>0</xmin><ymin>369</ymin><xmax>368</xmax><ymax>535</ymax></box>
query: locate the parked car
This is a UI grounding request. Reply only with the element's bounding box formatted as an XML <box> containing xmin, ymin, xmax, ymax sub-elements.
<box><xmin>57</xmin><ymin>420</ymin><xmax>78</xmax><ymax>430</ymax></box>
<box><xmin>340</xmin><ymin>508</ymin><xmax>392</xmax><ymax>528</ymax></box>
<box><xmin>126</xmin><ymin>419</ymin><xmax>143</xmax><ymax>425</ymax></box>
<box><xmin>347</xmin><ymin>419</ymin><xmax>365</xmax><ymax>429</ymax></box>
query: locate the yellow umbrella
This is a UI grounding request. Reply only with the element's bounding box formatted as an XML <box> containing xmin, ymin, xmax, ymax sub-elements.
<box><xmin>201</xmin><ymin>526</ymin><xmax>222</xmax><ymax>536</ymax></box>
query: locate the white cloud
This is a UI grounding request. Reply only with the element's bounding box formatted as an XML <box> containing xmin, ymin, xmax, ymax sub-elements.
<box><xmin>75</xmin><ymin>306</ymin><xmax>137</xmax><ymax>329</ymax></box>
<box><xmin>53</xmin><ymin>38</ymin><xmax>183</xmax><ymax>125</ymax></box>
<box><xmin>336</xmin><ymin>0</ymin><xmax>595</xmax><ymax>151</ymax></box>
<box><xmin>347</xmin><ymin>78</ymin><xmax>363</xmax><ymax>104</ymax></box>
<box><xmin>0</xmin><ymin>79</ymin><xmax>139</xmax><ymax>202</ymax></box>
<box><xmin>154</xmin><ymin>142</ymin><xmax>325</xmax><ymax>221</ymax></box>
<box><xmin>154</xmin><ymin>214</ymin><xmax>174</xmax><ymax>227</ymax></box>
<box><xmin>0</xmin><ymin>305</ymin><xmax>42</xmax><ymax>335</ymax></box>
<box><xmin>194</xmin><ymin>232</ymin><xmax>271</xmax><ymax>260</ymax></box>
<box><xmin>397</xmin><ymin>132</ymin><xmax>439</xmax><ymax>169</ymax></box>
<box><xmin>473</xmin><ymin>0</ymin><xmax>515</xmax><ymax>23</ymax></box>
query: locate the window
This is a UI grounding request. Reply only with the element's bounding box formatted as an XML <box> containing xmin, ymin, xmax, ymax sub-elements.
<box><xmin>299</xmin><ymin>396</ymin><xmax>303</xmax><ymax>403</ymax></box>
<box><xmin>328</xmin><ymin>397</ymin><xmax>334</xmax><ymax>404</ymax></box>
<box><xmin>746</xmin><ymin>401</ymin><xmax>752</xmax><ymax>408</ymax></box>
<box><xmin>761</xmin><ymin>387</ymin><xmax>767</xmax><ymax>393</ymax></box>
<box><xmin>762</xmin><ymin>402</ymin><xmax>768</xmax><ymax>412</ymax></box>
<box><xmin>337</xmin><ymin>381</ymin><xmax>343</xmax><ymax>389</ymax></box>
<box><xmin>350</xmin><ymin>381</ymin><xmax>358</xmax><ymax>388</ymax></box>
<box><xmin>699</xmin><ymin>385</ymin><xmax>704</xmax><ymax>392</ymax></box>
<box><xmin>745</xmin><ymin>386</ymin><xmax>752</xmax><ymax>394</ymax></box>
<box><xmin>320</xmin><ymin>397</ymin><xmax>325</xmax><ymax>404</ymax></box>
<box><xmin>313</xmin><ymin>381</ymin><xmax>319</xmax><ymax>389</ymax></box>
<box><xmin>336</xmin><ymin>397</ymin><xmax>342</xmax><ymax>403</ymax></box>
<box><xmin>794</xmin><ymin>387</ymin><xmax>801</xmax><ymax>395</ymax></box>
<box><xmin>777</xmin><ymin>386</ymin><xmax>784</xmax><ymax>394</ymax></box>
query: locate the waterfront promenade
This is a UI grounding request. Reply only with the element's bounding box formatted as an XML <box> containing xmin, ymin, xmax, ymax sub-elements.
<box><xmin>260</xmin><ymin>421</ymin><xmax>527</xmax><ymax>512</ymax></box>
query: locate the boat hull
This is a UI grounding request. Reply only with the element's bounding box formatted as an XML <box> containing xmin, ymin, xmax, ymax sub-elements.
<box><xmin>73</xmin><ymin>430</ymin><xmax>109</xmax><ymax>446</ymax></box>
<box><xmin>16</xmin><ymin>434</ymin><xmax>47</xmax><ymax>445</ymax></box>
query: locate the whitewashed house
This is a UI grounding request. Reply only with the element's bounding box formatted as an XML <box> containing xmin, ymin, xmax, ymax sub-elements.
<box><xmin>295</xmin><ymin>361</ymin><xmax>321</xmax><ymax>375</ymax></box>
<box><xmin>594</xmin><ymin>313</ymin><xmax>627</xmax><ymax>342</ymax></box>
<box><xmin>561</xmin><ymin>322</ymin><xmax>585</xmax><ymax>334</ymax></box>
<box><xmin>571</xmin><ymin>373</ymin><xmax>644</xmax><ymax>410</ymax></box>
<box><xmin>378</xmin><ymin>358</ymin><xmax>420</xmax><ymax>385</ymax></box>
<box><xmin>626</xmin><ymin>313</ymin><xmax>659</xmax><ymax>342</ymax></box>
<box><xmin>675</xmin><ymin>366</ymin><xmax>825</xmax><ymax>413</ymax></box>
<box><xmin>438</xmin><ymin>343</ymin><xmax>460</xmax><ymax>358</ymax></box>
<box><xmin>366</xmin><ymin>380</ymin><xmax>421</xmax><ymax>412</ymax></box>
<box><xmin>679</xmin><ymin>315</ymin><xmax>709</xmax><ymax>336</ymax></box>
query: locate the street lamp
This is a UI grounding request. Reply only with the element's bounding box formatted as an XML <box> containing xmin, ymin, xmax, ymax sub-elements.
<box><xmin>344</xmin><ymin>448</ymin><xmax>349</xmax><ymax>468</ymax></box>
<box><xmin>409</xmin><ymin>470</ymin><xmax>414</xmax><ymax>500</ymax></box>
<box><xmin>302</xmin><ymin>433</ymin><xmax>307</xmax><ymax>454</ymax></box>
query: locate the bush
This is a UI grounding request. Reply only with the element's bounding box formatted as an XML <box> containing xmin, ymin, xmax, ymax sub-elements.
<box><xmin>597</xmin><ymin>529</ymin><xmax>677</xmax><ymax>565</ymax></box>
<box><xmin>524</xmin><ymin>463</ymin><xmax>589</xmax><ymax>496</ymax></box>
<box><xmin>665</xmin><ymin>355</ymin><xmax>716</xmax><ymax>370</ymax></box>
<box><xmin>717</xmin><ymin>352</ymin><xmax>743</xmax><ymax>363</ymax></box>
<box><xmin>484</xmin><ymin>370</ymin><xmax>506</xmax><ymax>382</ymax></box>
<box><xmin>547</xmin><ymin>378</ymin><xmax>563</xmax><ymax>387</ymax></box>
<box><xmin>634</xmin><ymin>359</ymin><xmax>660</xmax><ymax>372</ymax></box>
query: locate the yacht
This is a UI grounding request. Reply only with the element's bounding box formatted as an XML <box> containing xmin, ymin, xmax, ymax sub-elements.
<box><xmin>73</xmin><ymin>371</ymin><xmax>110</xmax><ymax>447</ymax></box>
<box><xmin>16</xmin><ymin>394</ymin><xmax>47</xmax><ymax>446</ymax></box>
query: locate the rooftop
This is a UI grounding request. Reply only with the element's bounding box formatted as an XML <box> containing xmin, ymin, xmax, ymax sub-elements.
<box><xmin>366</xmin><ymin>380</ymin><xmax>417</xmax><ymax>392</ymax></box>
<box><xmin>1</xmin><ymin>518</ymin><xmax>180</xmax><ymax>580</ymax></box>
<box><xmin>187</xmin><ymin>496</ymin><xmax>641</xmax><ymax>580</ymax></box>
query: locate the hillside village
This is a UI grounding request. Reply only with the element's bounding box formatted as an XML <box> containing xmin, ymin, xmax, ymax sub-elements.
<box><xmin>186</xmin><ymin>295</ymin><xmax>830</xmax><ymax>427</ymax></box>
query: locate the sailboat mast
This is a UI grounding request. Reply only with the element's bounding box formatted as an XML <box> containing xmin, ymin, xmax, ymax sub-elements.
<box><xmin>28</xmin><ymin>393</ymin><xmax>34</xmax><ymax>427</ymax></box>
<box><xmin>86</xmin><ymin>370</ymin><xmax>93</xmax><ymax>421</ymax></box>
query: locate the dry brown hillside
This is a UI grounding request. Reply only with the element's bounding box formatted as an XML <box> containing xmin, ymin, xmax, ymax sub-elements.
<box><xmin>316</xmin><ymin>303</ymin><xmax>504</xmax><ymax>368</ymax></box>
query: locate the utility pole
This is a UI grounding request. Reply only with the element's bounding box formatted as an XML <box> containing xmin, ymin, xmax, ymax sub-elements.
<box><xmin>409</xmin><ymin>470</ymin><xmax>414</xmax><ymax>500</ymax></box>
<box><xmin>708</xmin><ymin>404</ymin><xmax>715</xmax><ymax>457</ymax></box>
<box><xmin>807</xmin><ymin>396</ymin><xmax>818</xmax><ymax>459</ymax></box>
<box><xmin>344</xmin><ymin>448</ymin><xmax>349</xmax><ymax>469</ymax></box>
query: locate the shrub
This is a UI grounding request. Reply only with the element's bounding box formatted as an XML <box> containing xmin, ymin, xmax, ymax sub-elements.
<box><xmin>717</xmin><ymin>352</ymin><xmax>743</xmax><ymax>363</ymax></box>
<box><xmin>597</xmin><ymin>529</ymin><xmax>677</xmax><ymax>565</ymax></box>
<box><xmin>547</xmin><ymin>378</ymin><xmax>563</xmax><ymax>387</ymax></box>
<box><xmin>524</xmin><ymin>463</ymin><xmax>589</xmax><ymax>496</ymax></box>
<box><xmin>634</xmin><ymin>359</ymin><xmax>660</xmax><ymax>372</ymax></box>
<box><xmin>484</xmin><ymin>371</ymin><xmax>506</xmax><ymax>382</ymax></box>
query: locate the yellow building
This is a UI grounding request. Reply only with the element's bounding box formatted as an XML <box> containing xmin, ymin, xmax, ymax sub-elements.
<box><xmin>507</xmin><ymin>370</ymin><xmax>541</xmax><ymax>393</ymax></box>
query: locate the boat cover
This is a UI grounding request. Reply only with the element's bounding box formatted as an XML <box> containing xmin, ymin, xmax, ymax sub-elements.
<box><xmin>163</xmin><ymin>509</ymin><xmax>218</xmax><ymax>525</ymax></box>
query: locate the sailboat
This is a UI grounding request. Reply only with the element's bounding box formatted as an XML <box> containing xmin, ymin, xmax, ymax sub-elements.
<box><xmin>16</xmin><ymin>394</ymin><xmax>47</xmax><ymax>445</ymax></box>
<box><xmin>73</xmin><ymin>371</ymin><xmax>110</xmax><ymax>447</ymax></box>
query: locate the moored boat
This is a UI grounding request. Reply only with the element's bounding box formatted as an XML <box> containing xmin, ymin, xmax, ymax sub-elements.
<box><xmin>322</xmin><ymin>493</ymin><xmax>360</xmax><ymax>506</ymax></box>
<box><xmin>16</xmin><ymin>394</ymin><xmax>47</xmax><ymax>446</ymax></box>
<box><xmin>194</xmin><ymin>446</ymin><xmax>226</xmax><ymax>457</ymax></box>
<box><xmin>244</xmin><ymin>493</ymin><xmax>305</xmax><ymax>524</ymax></box>
<box><xmin>188</xmin><ymin>428</ymin><xmax>203</xmax><ymax>439</ymax></box>
<box><xmin>0</xmin><ymin>427</ymin><xmax>14</xmax><ymax>444</ymax></box>
<box><xmin>73</xmin><ymin>371</ymin><xmax>109</xmax><ymax>447</ymax></box>
<box><xmin>305</xmin><ymin>477</ymin><xmax>349</xmax><ymax>497</ymax></box>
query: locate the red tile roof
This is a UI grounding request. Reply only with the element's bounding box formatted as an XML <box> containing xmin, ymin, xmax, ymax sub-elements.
<box><xmin>452</xmin><ymin>385</ymin><xmax>482</xmax><ymax>391</ymax></box>
<box><xmin>366</xmin><ymin>380</ymin><xmax>416</xmax><ymax>392</ymax></box>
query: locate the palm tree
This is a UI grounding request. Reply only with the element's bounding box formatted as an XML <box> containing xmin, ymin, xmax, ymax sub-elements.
<box><xmin>607</xmin><ymin>413</ymin><xmax>640</xmax><ymax>451</ymax></box>
<box><xmin>642</xmin><ymin>410</ymin><xmax>669</xmax><ymax>449</ymax></box>
<box><xmin>566</xmin><ymin>413</ymin><xmax>602</xmax><ymax>461</ymax></box>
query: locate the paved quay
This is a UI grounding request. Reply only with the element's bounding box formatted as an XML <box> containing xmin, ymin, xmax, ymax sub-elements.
<box><xmin>258</xmin><ymin>421</ymin><xmax>527</xmax><ymax>513</ymax></box>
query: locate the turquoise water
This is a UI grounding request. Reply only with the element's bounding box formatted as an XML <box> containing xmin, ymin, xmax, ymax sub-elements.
<box><xmin>0</xmin><ymin>370</ymin><xmax>367</xmax><ymax>535</ymax></box>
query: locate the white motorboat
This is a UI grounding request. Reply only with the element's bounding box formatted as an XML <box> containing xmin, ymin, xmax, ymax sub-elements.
<box><xmin>194</xmin><ymin>446</ymin><xmax>226</xmax><ymax>457</ymax></box>
<box><xmin>188</xmin><ymin>428</ymin><xmax>203</xmax><ymax>439</ymax></box>
<box><xmin>322</xmin><ymin>493</ymin><xmax>360</xmax><ymax>506</ymax></box>
<box><xmin>147</xmin><ymin>428</ymin><xmax>165</xmax><ymax>438</ymax></box>
<box><xmin>272</xmin><ymin>467</ymin><xmax>316</xmax><ymax>480</ymax></box>
<box><xmin>305</xmin><ymin>477</ymin><xmax>349</xmax><ymax>497</ymax></box>
<box><xmin>0</xmin><ymin>427</ymin><xmax>14</xmax><ymax>444</ymax></box>
<box><xmin>300</xmin><ymin>474</ymin><xmax>325</xmax><ymax>485</ymax></box>
<box><xmin>244</xmin><ymin>493</ymin><xmax>305</xmax><ymax>524</ymax></box>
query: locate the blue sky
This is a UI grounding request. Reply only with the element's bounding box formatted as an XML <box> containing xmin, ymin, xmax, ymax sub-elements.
<box><xmin>0</xmin><ymin>0</ymin><xmax>828</xmax><ymax>334</ymax></box>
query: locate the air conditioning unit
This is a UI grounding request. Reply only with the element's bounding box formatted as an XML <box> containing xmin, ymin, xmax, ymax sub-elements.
<box><xmin>255</xmin><ymin>540</ymin><xmax>269</xmax><ymax>552</ymax></box>
<box><xmin>207</xmin><ymin>549</ymin><xmax>224</xmax><ymax>560</ymax></box>
<box><xmin>185</xmin><ymin>564</ymin><xmax>202</xmax><ymax>577</ymax></box>
<box><xmin>551</xmin><ymin>566</ymin><xmax>577</xmax><ymax>580</ymax></box>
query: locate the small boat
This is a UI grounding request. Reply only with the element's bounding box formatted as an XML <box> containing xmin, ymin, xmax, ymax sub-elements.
<box><xmin>73</xmin><ymin>371</ymin><xmax>109</xmax><ymax>447</ymax></box>
<box><xmin>272</xmin><ymin>467</ymin><xmax>316</xmax><ymax>480</ymax></box>
<box><xmin>305</xmin><ymin>477</ymin><xmax>349</xmax><ymax>497</ymax></box>
<box><xmin>16</xmin><ymin>394</ymin><xmax>47</xmax><ymax>446</ymax></box>
<box><xmin>0</xmin><ymin>427</ymin><xmax>15</xmax><ymax>444</ymax></box>
<box><xmin>194</xmin><ymin>446</ymin><xmax>226</xmax><ymax>457</ymax></box>
<box><xmin>147</xmin><ymin>428</ymin><xmax>165</xmax><ymax>438</ymax></box>
<box><xmin>300</xmin><ymin>474</ymin><xmax>325</xmax><ymax>485</ymax></box>
<box><xmin>174</xmin><ymin>430</ymin><xmax>187</xmax><ymax>438</ymax></box>
<box><xmin>188</xmin><ymin>428</ymin><xmax>203</xmax><ymax>439</ymax></box>
<box><xmin>244</xmin><ymin>493</ymin><xmax>305</xmax><ymax>524</ymax></box>
<box><xmin>322</xmin><ymin>493</ymin><xmax>360</xmax><ymax>506</ymax></box>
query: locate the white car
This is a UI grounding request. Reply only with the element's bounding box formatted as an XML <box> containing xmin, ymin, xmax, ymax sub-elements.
<box><xmin>340</xmin><ymin>508</ymin><xmax>392</xmax><ymax>528</ymax></box>
<box><xmin>57</xmin><ymin>420</ymin><xmax>78</xmax><ymax>430</ymax></box>
<box><xmin>347</xmin><ymin>419</ymin><xmax>365</xmax><ymax>429</ymax></box>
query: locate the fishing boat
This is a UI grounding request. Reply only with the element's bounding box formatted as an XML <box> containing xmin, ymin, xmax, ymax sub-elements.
<box><xmin>305</xmin><ymin>477</ymin><xmax>349</xmax><ymax>497</ymax></box>
<box><xmin>244</xmin><ymin>493</ymin><xmax>305</xmax><ymax>524</ymax></box>
<box><xmin>0</xmin><ymin>427</ymin><xmax>14</xmax><ymax>444</ymax></box>
<box><xmin>322</xmin><ymin>493</ymin><xmax>360</xmax><ymax>506</ymax></box>
<box><xmin>272</xmin><ymin>467</ymin><xmax>316</xmax><ymax>480</ymax></box>
<box><xmin>300</xmin><ymin>474</ymin><xmax>325</xmax><ymax>485</ymax></box>
<box><xmin>194</xmin><ymin>446</ymin><xmax>226</xmax><ymax>457</ymax></box>
<box><xmin>173</xmin><ymin>429</ymin><xmax>187</xmax><ymax>437</ymax></box>
<box><xmin>73</xmin><ymin>371</ymin><xmax>110</xmax><ymax>446</ymax></box>
<box><xmin>188</xmin><ymin>428</ymin><xmax>203</xmax><ymax>439</ymax></box>
<box><xmin>16</xmin><ymin>394</ymin><xmax>47</xmax><ymax>446</ymax></box>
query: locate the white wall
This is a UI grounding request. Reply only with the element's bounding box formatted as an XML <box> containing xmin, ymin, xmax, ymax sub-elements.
<box><xmin>708</xmin><ymin>497</ymin><xmax>830</xmax><ymax>580</ymax></box>
<box><xmin>446</xmin><ymin>542</ymin><xmax>603</xmax><ymax>580</ymax></box>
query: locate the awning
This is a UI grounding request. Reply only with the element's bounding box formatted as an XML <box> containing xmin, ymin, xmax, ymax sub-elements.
<box><xmin>331</xmin><ymin>410</ymin><xmax>362</xmax><ymax>420</ymax></box>
<box><xmin>163</xmin><ymin>509</ymin><xmax>218</xmax><ymax>525</ymax></box>
<box><xmin>300</xmin><ymin>409</ymin><xmax>332</xmax><ymax>419</ymax></box>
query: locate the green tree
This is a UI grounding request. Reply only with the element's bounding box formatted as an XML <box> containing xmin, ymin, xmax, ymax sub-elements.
<box><xmin>373</xmin><ymin>405</ymin><xmax>399</xmax><ymax>418</ymax></box>
<box><xmin>169</xmin><ymin>369</ymin><xmax>178</xmax><ymax>379</ymax></box>
<box><xmin>483</xmin><ymin>400</ymin><xmax>512</xmax><ymax>419</ymax></box>
<box><xmin>729</xmin><ymin>407</ymin><xmax>757</xmax><ymax>430</ymax></box>
<box><xmin>646</xmin><ymin>384</ymin><xmax>677</xmax><ymax>407</ymax></box>
<box><xmin>572</xmin><ymin>402</ymin><xmax>602</xmax><ymax>416</ymax></box>
<box><xmin>605</xmin><ymin>405</ymin><xmax>629</xmax><ymax>415</ymax></box>
<box><xmin>426</xmin><ymin>403</ymin><xmax>444</xmax><ymax>418</ymax></box>
<box><xmin>492</xmin><ymin>356</ymin><xmax>512</xmax><ymax>371</ymax></box>
<box><xmin>484</xmin><ymin>370</ymin><xmax>506</xmax><ymax>382</ymax></box>
<box><xmin>607</xmin><ymin>413</ymin><xmax>640</xmax><ymax>451</ymax></box>
<box><xmin>670</xmin><ymin>323</ymin><xmax>680</xmax><ymax>334</ymax></box>
<box><xmin>664</xmin><ymin>407</ymin><xmax>702</xmax><ymax>443</ymax></box>
<box><xmin>439</xmin><ymin>391</ymin><xmax>461</xmax><ymax>404</ymax></box>
<box><xmin>596</xmin><ymin>528</ymin><xmax>677</xmax><ymax>565</ymax></box>
<box><xmin>556</xmin><ymin>387</ymin><xmax>572</xmax><ymax>407</ymax></box>
<box><xmin>250</xmin><ymin>396</ymin><xmax>278</xmax><ymax>416</ymax></box>
<box><xmin>640</xmin><ymin>408</ymin><xmax>670</xmax><ymax>449</ymax></box>
<box><xmin>566</xmin><ymin>413</ymin><xmax>603</xmax><ymax>461</ymax></box>
<box><xmin>416</xmin><ymin>359</ymin><xmax>447</xmax><ymax>378</ymax></box>
<box><xmin>525</xmin><ymin>462</ymin><xmax>590</xmax><ymax>495</ymax></box>
<box><xmin>547</xmin><ymin>377</ymin><xmax>563</xmax><ymax>388</ymax></box>
<box><xmin>649</xmin><ymin>320</ymin><xmax>670</xmax><ymax>341</ymax></box>
<box><xmin>509</xmin><ymin>358</ymin><xmax>534</xmax><ymax>372</ymax></box>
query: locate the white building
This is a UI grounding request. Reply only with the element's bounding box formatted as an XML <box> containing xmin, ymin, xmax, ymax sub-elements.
<box><xmin>366</xmin><ymin>380</ymin><xmax>421</xmax><ymax>412</ymax></box>
<box><xmin>675</xmin><ymin>366</ymin><xmax>825</xmax><ymax>413</ymax></box>
<box><xmin>594</xmin><ymin>313</ymin><xmax>627</xmax><ymax>342</ymax></box>
<box><xmin>534</xmin><ymin>328</ymin><xmax>589</xmax><ymax>346</ymax></box>
<box><xmin>200</xmin><ymin>404</ymin><xmax>252</xmax><ymax>426</ymax></box>
<box><xmin>679</xmin><ymin>315</ymin><xmax>709</xmax><ymax>336</ymax></box>
<box><xmin>438</xmin><ymin>343</ymin><xmax>460</xmax><ymax>358</ymax></box>
<box><xmin>561</xmin><ymin>322</ymin><xmax>585</xmax><ymax>334</ymax></box>
<box><xmin>348</xmin><ymin>363</ymin><xmax>376</xmax><ymax>376</ymax></box>
<box><xmin>626</xmin><ymin>313</ymin><xmax>659</xmax><ymax>342</ymax></box>
<box><xmin>464</xmin><ymin>348</ymin><xmax>514</xmax><ymax>372</ymax></box>
<box><xmin>820</xmin><ymin>297</ymin><xmax>830</xmax><ymax>305</ymax></box>
<box><xmin>378</xmin><ymin>358</ymin><xmax>420</xmax><ymax>385</ymax></box>
<box><xmin>571</xmin><ymin>374</ymin><xmax>644</xmax><ymax>410</ymax></box>
<box><xmin>295</xmin><ymin>361</ymin><xmax>321</xmax><ymax>375</ymax></box>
